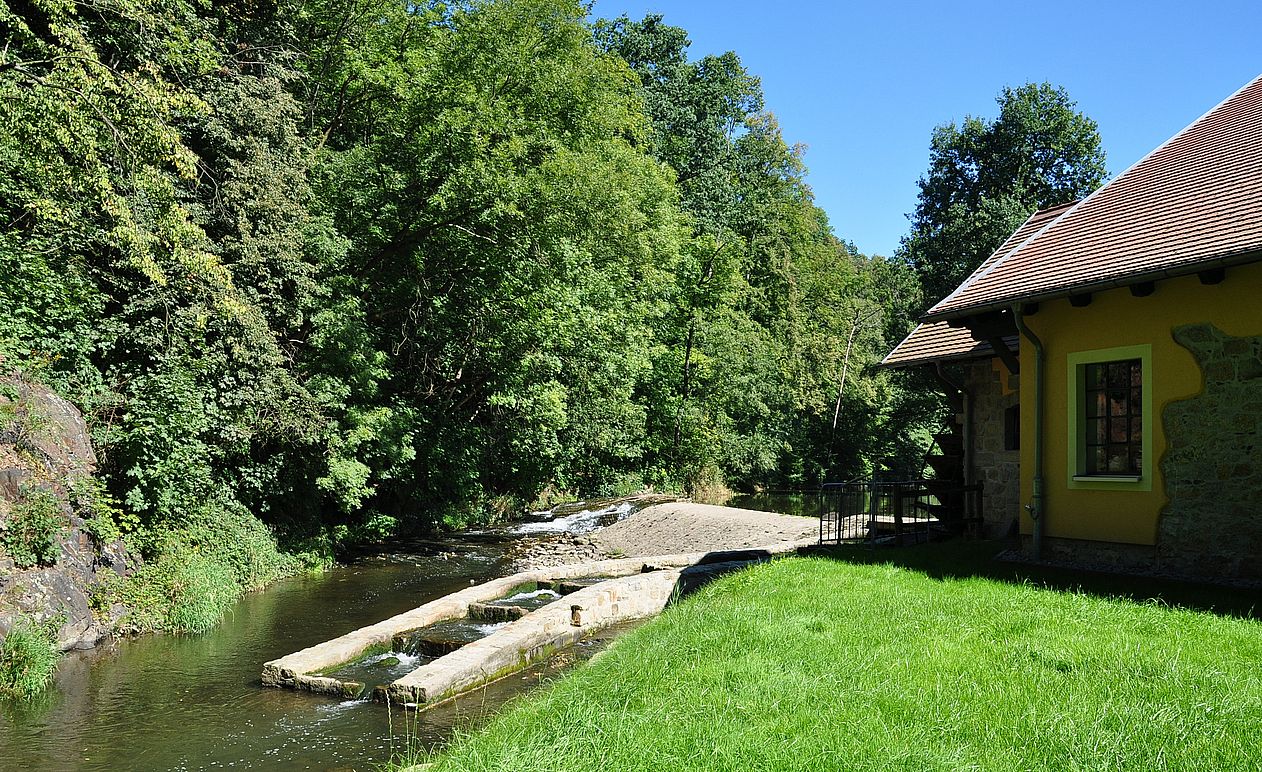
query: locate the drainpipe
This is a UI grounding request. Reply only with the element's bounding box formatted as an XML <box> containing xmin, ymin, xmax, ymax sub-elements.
<box><xmin>1011</xmin><ymin>304</ymin><xmax>1045</xmax><ymax>560</ymax></box>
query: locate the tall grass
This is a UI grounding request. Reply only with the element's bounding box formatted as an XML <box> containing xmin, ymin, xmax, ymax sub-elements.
<box><xmin>0</xmin><ymin>618</ymin><xmax>59</xmax><ymax>700</ymax></box>
<box><xmin>425</xmin><ymin>556</ymin><xmax>1262</xmax><ymax>771</ymax></box>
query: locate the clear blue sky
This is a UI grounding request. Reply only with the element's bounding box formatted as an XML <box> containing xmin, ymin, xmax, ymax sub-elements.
<box><xmin>589</xmin><ymin>0</ymin><xmax>1262</xmax><ymax>257</ymax></box>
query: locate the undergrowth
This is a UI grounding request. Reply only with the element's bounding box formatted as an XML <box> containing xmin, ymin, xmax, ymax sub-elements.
<box><xmin>0</xmin><ymin>486</ymin><xmax>64</xmax><ymax>568</ymax></box>
<box><xmin>92</xmin><ymin>503</ymin><xmax>324</xmax><ymax>635</ymax></box>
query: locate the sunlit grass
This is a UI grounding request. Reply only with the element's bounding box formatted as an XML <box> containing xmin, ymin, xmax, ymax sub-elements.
<box><xmin>424</xmin><ymin>555</ymin><xmax>1262</xmax><ymax>771</ymax></box>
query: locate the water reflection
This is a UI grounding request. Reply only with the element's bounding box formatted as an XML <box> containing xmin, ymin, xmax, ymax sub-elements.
<box><xmin>723</xmin><ymin>491</ymin><xmax>824</xmax><ymax>519</ymax></box>
<box><xmin>0</xmin><ymin>535</ymin><xmax>608</xmax><ymax>771</ymax></box>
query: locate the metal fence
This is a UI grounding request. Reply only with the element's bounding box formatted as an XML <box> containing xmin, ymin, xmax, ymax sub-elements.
<box><xmin>818</xmin><ymin>480</ymin><xmax>984</xmax><ymax>545</ymax></box>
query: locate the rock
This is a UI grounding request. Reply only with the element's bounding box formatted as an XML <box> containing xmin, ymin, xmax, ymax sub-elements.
<box><xmin>0</xmin><ymin>373</ymin><xmax>136</xmax><ymax>651</ymax></box>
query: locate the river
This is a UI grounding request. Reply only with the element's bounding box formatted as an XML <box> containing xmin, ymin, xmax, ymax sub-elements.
<box><xmin>0</xmin><ymin>531</ymin><xmax>617</xmax><ymax>771</ymax></box>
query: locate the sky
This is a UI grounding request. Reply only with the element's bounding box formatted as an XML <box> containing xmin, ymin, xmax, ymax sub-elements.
<box><xmin>588</xmin><ymin>0</ymin><xmax>1262</xmax><ymax>257</ymax></box>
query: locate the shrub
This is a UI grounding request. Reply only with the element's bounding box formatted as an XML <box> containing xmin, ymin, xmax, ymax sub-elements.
<box><xmin>69</xmin><ymin>474</ymin><xmax>133</xmax><ymax>545</ymax></box>
<box><xmin>100</xmin><ymin>502</ymin><xmax>300</xmax><ymax>634</ymax></box>
<box><xmin>0</xmin><ymin>618</ymin><xmax>59</xmax><ymax>700</ymax></box>
<box><xmin>0</xmin><ymin>487</ymin><xmax>64</xmax><ymax>568</ymax></box>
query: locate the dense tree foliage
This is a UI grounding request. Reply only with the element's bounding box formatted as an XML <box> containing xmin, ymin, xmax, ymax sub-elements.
<box><xmin>900</xmin><ymin>83</ymin><xmax>1107</xmax><ymax>302</ymax></box>
<box><xmin>0</xmin><ymin>0</ymin><xmax>926</xmax><ymax>618</ymax></box>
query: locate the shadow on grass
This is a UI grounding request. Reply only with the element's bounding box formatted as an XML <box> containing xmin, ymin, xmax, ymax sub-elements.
<box><xmin>800</xmin><ymin>539</ymin><xmax>1262</xmax><ymax>620</ymax></box>
<box><xmin>668</xmin><ymin>549</ymin><xmax>775</xmax><ymax>601</ymax></box>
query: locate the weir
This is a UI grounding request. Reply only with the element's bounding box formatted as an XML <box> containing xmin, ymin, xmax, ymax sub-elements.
<box><xmin>261</xmin><ymin>538</ymin><xmax>813</xmax><ymax>708</ymax></box>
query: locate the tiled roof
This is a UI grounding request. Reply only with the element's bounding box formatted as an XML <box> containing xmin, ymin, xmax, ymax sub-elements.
<box><xmin>926</xmin><ymin>73</ymin><xmax>1262</xmax><ymax>321</ymax></box>
<box><xmin>881</xmin><ymin>203</ymin><xmax>1070</xmax><ymax>368</ymax></box>
<box><xmin>881</xmin><ymin>321</ymin><xmax>1017</xmax><ymax>368</ymax></box>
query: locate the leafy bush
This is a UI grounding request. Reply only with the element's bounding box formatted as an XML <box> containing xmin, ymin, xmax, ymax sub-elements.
<box><xmin>0</xmin><ymin>617</ymin><xmax>59</xmax><ymax>700</ymax></box>
<box><xmin>0</xmin><ymin>487</ymin><xmax>64</xmax><ymax>568</ymax></box>
<box><xmin>69</xmin><ymin>475</ymin><xmax>132</xmax><ymax>545</ymax></box>
<box><xmin>99</xmin><ymin>503</ymin><xmax>300</xmax><ymax>634</ymax></box>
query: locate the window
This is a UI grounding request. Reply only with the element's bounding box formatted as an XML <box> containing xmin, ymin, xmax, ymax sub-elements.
<box><xmin>1003</xmin><ymin>404</ymin><xmax>1020</xmax><ymax>451</ymax></box>
<box><xmin>1067</xmin><ymin>344</ymin><xmax>1152</xmax><ymax>491</ymax></box>
<box><xmin>1083</xmin><ymin>360</ymin><xmax>1142</xmax><ymax>475</ymax></box>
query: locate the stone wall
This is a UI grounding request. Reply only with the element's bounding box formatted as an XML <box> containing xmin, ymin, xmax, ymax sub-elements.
<box><xmin>963</xmin><ymin>358</ymin><xmax>1020</xmax><ymax>536</ymax></box>
<box><xmin>1157</xmin><ymin>323</ymin><xmax>1262</xmax><ymax>580</ymax></box>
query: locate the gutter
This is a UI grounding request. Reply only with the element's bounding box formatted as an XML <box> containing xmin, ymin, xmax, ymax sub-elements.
<box><xmin>923</xmin><ymin>249</ymin><xmax>1262</xmax><ymax>324</ymax></box>
<box><xmin>1010</xmin><ymin>304</ymin><xmax>1045</xmax><ymax>560</ymax></box>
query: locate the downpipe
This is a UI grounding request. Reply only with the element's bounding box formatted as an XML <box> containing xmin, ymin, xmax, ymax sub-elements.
<box><xmin>1011</xmin><ymin>304</ymin><xmax>1045</xmax><ymax>561</ymax></box>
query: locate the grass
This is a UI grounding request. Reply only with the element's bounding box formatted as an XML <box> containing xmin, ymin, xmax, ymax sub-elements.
<box><xmin>0</xmin><ymin>618</ymin><xmax>59</xmax><ymax>700</ymax></box>
<box><xmin>423</xmin><ymin>546</ymin><xmax>1262</xmax><ymax>771</ymax></box>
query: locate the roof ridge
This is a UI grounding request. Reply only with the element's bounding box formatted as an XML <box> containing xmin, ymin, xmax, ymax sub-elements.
<box><xmin>924</xmin><ymin>201</ymin><xmax>1076</xmax><ymax>317</ymax></box>
<box><xmin>925</xmin><ymin>72</ymin><xmax>1262</xmax><ymax>320</ymax></box>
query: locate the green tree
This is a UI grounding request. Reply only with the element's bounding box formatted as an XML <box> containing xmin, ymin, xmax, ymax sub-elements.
<box><xmin>901</xmin><ymin>82</ymin><xmax>1107</xmax><ymax>302</ymax></box>
<box><xmin>298</xmin><ymin>0</ymin><xmax>688</xmax><ymax>523</ymax></box>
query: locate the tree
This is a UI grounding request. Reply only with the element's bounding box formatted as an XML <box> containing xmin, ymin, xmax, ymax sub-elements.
<box><xmin>901</xmin><ymin>82</ymin><xmax>1107</xmax><ymax>302</ymax></box>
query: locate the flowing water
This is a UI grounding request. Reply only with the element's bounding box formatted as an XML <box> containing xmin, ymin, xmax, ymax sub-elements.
<box><xmin>0</xmin><ymin>529</ymin><xmax>628</xmax><ymax>771</ymax></box>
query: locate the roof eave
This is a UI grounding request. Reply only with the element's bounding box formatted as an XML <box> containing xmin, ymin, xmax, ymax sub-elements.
<box><xmin>922</xmin><ymin>248</ymin><xmax>1262</xmax><ymax>323</ymax></box>
<box><xmin>879</xmin><ymin>350</ymin><xmax>1001</xmax><ymax>370</ymax></box>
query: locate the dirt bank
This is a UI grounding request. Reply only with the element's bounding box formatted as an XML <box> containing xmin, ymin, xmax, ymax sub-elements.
<box><xmin>595</xmin><ymin>501</ymin><xmax>817</xmax><ymax>557</ymax></box>
<box><xmin>511</xmin><ymin>501</ymin><xmax>817</xmax><ymax>570</ymax></box>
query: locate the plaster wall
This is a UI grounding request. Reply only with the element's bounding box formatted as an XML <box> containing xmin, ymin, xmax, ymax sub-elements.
<box><xmin>1016</xmin><ymin>260</ymin><xmax>1262</xmax><ymax>560</ymax></box>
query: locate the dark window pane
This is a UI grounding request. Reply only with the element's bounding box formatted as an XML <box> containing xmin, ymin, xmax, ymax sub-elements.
<box><xmin>1109</xmin><ymin>390</ymin><xmax>1128</xmax><ymax>416</ymax></box>
<box><xmin>1082</xmin><ymin>358</ymin><xmax>1142</xmax><ymax>477</ymax></box>
<box><xmin>1109</xmin><ymin>362</ymin><xmax>1130</xmax><ymax>386</ymax></box>
<box><xmin>1110</xmin><ymin>418</ymin><xmax>1128</xmax><ymax>443</ymax></box>
<box><xmin>1107</xmin><ymin>445</ymin><xmax>1129</xmax><ymax>473</ymax></box>
<box><xmin>1087</xmin><ymin>418</ymin><xmax>1106</xmax><ymax>444</ymax></box>
<box><xmin>1089</xmin><ymin>447</ymin><xmax>1107</xmax><ymax>474</ymax></box>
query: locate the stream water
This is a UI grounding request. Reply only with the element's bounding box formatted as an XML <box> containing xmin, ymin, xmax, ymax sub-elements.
<box><xmin>0</xmin><ymin>524</ymin><xmax>630</xmax><ymax>771</ymax></box>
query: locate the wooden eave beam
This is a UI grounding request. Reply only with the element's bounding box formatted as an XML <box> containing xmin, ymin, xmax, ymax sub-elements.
<box><xmin>987</xmin><ymin>337</ymin><xmax>1021</xmax><ymax>375</ymax></box>
<box><xmin>1198</xmin><ymin>267</ymin><xmax>1226</xmax><ymax>285</ymax></box>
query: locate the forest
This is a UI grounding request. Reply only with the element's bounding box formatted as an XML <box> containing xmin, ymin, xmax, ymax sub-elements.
<box><xmin>0</xmin><ymin>0</ymin><xmax>1104</xmax><ymax>632</ymax></box>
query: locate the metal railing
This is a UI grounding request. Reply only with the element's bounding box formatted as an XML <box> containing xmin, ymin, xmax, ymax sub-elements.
<box><xmin>818</xmin><ymin>480</ymin><xmax>984</xmax><ymax>545</ymax></box>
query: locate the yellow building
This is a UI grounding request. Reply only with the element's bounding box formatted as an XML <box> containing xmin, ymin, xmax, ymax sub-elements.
<box><xmin>885</xmin><ymin>74</ymin><xmax>1262</xmax><ymax>580</ymax></box>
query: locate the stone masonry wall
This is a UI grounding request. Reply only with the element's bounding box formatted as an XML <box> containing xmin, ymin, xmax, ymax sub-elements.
<box><xmin>964</xmin><ymin>358</ymin><xmax>1020</xmax><ymax>536</ymax></box>
<box><xmin>1157</xmin><ymin>323</ymin><xmax>1262</xmax><ymax>580</ymax></box>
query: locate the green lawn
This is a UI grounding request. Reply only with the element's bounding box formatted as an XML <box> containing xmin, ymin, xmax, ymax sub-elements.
<box><xmin>423</xmin><ymin>549</ymin><xmax>1262</xmax><ymax>771</ymax></box>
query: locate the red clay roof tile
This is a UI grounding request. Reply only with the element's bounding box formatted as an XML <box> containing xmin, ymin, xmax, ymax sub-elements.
<box><xmin>925</xmin><ymin>73</ymin><xmax>1262</xmax><ymax>321</ymax></box>
<box><xmin>881</xmin><ymin>321</ymin><xmax>1016</xmax><ymax>368</ymax></box>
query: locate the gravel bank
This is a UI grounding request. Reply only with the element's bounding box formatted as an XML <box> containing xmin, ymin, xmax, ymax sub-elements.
<box><xmin>510</xmin><ymin>501</ymin><xmax>817</xmax><ymax>570</ymax></box>
<box><xmin>594</xmin><ymin>501</ymin><xmax>817</xmax><ymax>557</ymax></box>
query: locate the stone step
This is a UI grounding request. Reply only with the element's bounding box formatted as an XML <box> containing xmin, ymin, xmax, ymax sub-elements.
<box><xmin>467</xmin><ymin>602</ymin><xmax>530</xmax><ymax>623</ymax></box>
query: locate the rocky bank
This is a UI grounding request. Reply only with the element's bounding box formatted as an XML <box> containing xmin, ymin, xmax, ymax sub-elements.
<box><xmin>0</xmin><ymin>375</ymin><xmax>134</xmax><ymax>651</ymax></box>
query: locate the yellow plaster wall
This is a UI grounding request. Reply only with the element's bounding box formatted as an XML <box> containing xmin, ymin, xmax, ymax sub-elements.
<box><xmin>1017</xmin><ymin>261</ymin><xmax>1262</xmax><ymax>545</ymax></box>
